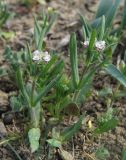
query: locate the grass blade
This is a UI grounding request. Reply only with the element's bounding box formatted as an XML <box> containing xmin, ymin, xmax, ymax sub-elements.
<box><xmin>121</xmin><ymin>0</ymin><xmax>126</xmax><ymax>29</ymax></box>
<box><xmin>80</xmin><ymin>14</ymin><xmax>90</xmax><ymax>38</ymax></box>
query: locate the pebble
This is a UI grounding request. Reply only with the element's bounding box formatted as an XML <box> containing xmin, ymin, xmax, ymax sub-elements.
<box><xmin>2</xmin><ymin>112</ymin><xmax>14</xmax><ymax>125</ymax></box>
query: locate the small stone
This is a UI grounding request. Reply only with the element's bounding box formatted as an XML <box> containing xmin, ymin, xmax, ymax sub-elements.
<box><xmin>2</xmin><ymin>112</ymin><xmax>14</xmax><ymax>125</ymax></box>
<box><xmin>0</xmin><ymin>121</ymin><xmax>7</xmax><ymax>136</ymax></box>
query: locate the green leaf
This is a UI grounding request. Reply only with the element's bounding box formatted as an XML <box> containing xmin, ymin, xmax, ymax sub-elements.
<box><xmin>30</xmin><ymin>105</ymin><xmax>41</xmax><ymax>128</ymax></box>
<box><xmin>34</xmin><ymin>74</ymin><xmax>61</xmax><ymax>106</ymax></box>
<box><xmin>37</xmin><ymin>0</ymin><xmax>46</xmax><ymax>4</ymax></box>
<box><xmin>96</xmin><ymin>0</ymin><xmax>112</xmax><ymax>18</ymax></box>
<box><xmin>98</xmin><ymin>108</ymin><xmax>115</xmax><ymax>125</ymax></box>
<box><xmin>88</xmin><ymin>30</ymin><xmax>96</xmax><ymax>51</ymax></box>
<box><xmin>25</xmin><ymin>83</ymin><xmax>41</xmax><ymax>127</ymax></box>
<box><xmin>95</xmin><ymin>0</ymin><xmax>120</xmax><ymax>29</ymax></box>
<box><xmin>45</xmin><ymin>12</ymin><xmax>57</xmax><ymax>35</ymax></box>
<box><xmin>0</xmin><ymin>67</ymin><xmax>7</xmax><ymax>77</ymax></box>
<box><xmin>79</xmin><ymin>67</ymin><xmax>95</xmax><ymax>88</ymax></box>
<box><xmin>48</xmin><ymin>60</ymin><xmax>64</xmax><ymax>80</ymax></box>
<box><xmin>28</xmin><ymin>128</ymin><xmax>40</xmax><ymax>153</ymax></box>
<box><xmin>69</xmin><ymin>33</ymin><xmax>79</xmax><ymax>89</ymax></box>
<box><xmin>15</xmin><ymin>68</ymin><xmax>30</xmax><ymax>104</ymax></box>
<box><xmin>37</xmin><ymin>26</ymin><xmax>46</xmax><ymax>50</ymax></box>
<box><xmin>43</xmin><ymin>55</ymin><xmax>58</xmax><ymax>73</ymax></box>
<box><xmin>94</xmin><ymin>118</ymin><xmax>118</xmax><ymax>134</ymax></box>
<box><xmin>10</xmin><ymin>96</ymin><xmax>22</xmax><ymax>112</ymax></box>
<box><xmin>115</xmin><ymin>91</ymin><xmax>126</xmax><ymax>98</ymax></box>
<box><xmin>34</xmin><ymin>16</ymin><xmax>40</xmax><ymax>48</ymax></box>
<box><xmin>60</xmin><ymin>115</ymin><xmax>84</xmax><ymax>142</ymax></box>
<box><xmin>80</xmin><ymin>14</ymin><xmax>90</xmax><ymax>38</ymax></box>
<box><xmin>82</xmin><ymin>26</ymin><xmax>86</xmax><ymax>41</ymax></box>
<box><xmin>105</xmin><ymin>0</ymin><xmax>120</xmax><ymax>28</ymax></box>
<box><xmin>26</xmin><ymin>43</ymin><xmax>32</xmax><ymax>66</ymax></box>
<box><xmin>1</xmin><ymin>31</ymin><xmax>15</xmax><ymax>39</ymax></box>
<box><xmin>121</xmin><ymin>0</ymin><xmax>126</xmax><ymax>29</ymax></box>
<box><xmin>98</xmin><ymin>87</ymin><xmax>112</xmax><ymax>97</ymax></box>
<box><xmin>47</xmin><ymin>139</ymin><xmax>62</xmax><ymax>148</ymax></box>
<box><xmin>122</xmin><ymin>148</ymin><xmax>126</xmax><ymax>160</ymax></box>
<box><xmin>0</xmin><ymin>2</ymin><xmax>10</xmax><ymax>27</ymax></box>
<box><xmin>105</xmin><ymin>64</ymin><xmax>126</xmax><ymax>87</ymax></box>
<box><xmin>75</xmin><ymin>82</ymin><xmax>91</xmax><ymax>104</ymax></box>
<box><xmin>98</xmin><ymin>15</ymin><xmax>105</xmax><ymax>40</ymax></box>
<box><xmin>95</xmin><ymin>146</ymin><xmax>110</xmax><ymax>160</ymax></box>
<box><xmin>3</xmin><ymin>46</ymin><xmax>12</xmax><ymax>60</ymax></box>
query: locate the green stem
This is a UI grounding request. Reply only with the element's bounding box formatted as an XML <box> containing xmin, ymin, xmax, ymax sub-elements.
<box><xmin>31</xmin><ymin>77</ymin><xmax>37</xmax><ymax>106</ymax></box>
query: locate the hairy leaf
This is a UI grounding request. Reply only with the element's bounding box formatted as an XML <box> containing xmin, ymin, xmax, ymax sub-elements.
<box><xmin>122</xmin><ymin>148</ymin><xmax>126</xmax><ymax>160</ymax></box>
<box><xmin>60</xmin><ymin>115</ymin><xmax>84</xmax><ymax>142</ymax></box>
<box><xmin>106</xmin><ymin>64</ymin><xmax>126</xmax><ymax>87</ymax></box>
<box><xmin>47</xmin><ymin>139</ymin><xmax>62</xmax><ymax>148</ymax></box>
<box><xmin>95</xmin><ymin>146</ymin><xmax>110</xmax><ymax>160</ymax></box>
<box><xmin>34</xmin><ymin>74</ymin><xmax>61</xmax><ymax>106</ymax></box>
<box><xmin>28</xmin><ymin>128</ymin><xmax>40</xmax><ymax>153</ymax></box>
<box><xmin>69</xmin><ymin>33</ymin><xmax>79</xmax><ymax>89</ymax></box>
<box><xmin>94</xmin><ymin>118</ymin><xmax>118</xmax><ymax>134</ymax></box>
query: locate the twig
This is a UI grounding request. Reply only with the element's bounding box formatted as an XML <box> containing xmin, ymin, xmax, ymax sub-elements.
<box><xmin>0</xmin><ymin>135</ymin><xmax>22</xmax><ymax>160</ymax></box>
<box><xmin>83</xmin><ymin>151</ymin><xmax>96</xmax><ymax>160</ymax></box>
<box><xmin>7</xmin><ymin>143</ymin><xmax>23</xmax><ymax>160</ymax></box>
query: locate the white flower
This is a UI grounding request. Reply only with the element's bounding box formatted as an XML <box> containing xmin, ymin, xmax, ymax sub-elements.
<box><xmin>42</xmin><ymin>51</ymin><xmax>51</xmax><ymax>62</ymax></box>
<box><xmin>83</xmin><ymin>40</ymin><xmax>89</xmax><ymax>48</ymax></box>
<box><xmin>32</xmin><ymin>50</ymin><xmax>51</xmax><ymax>62</ymax></box>
<box><xmin>95</xmin><ymin>41</ymin><xmax>106</xmax><ymax>51</ymax></box>
<box><xmin>32</xmin><ymin>50</ymin><xmax>41</xmax><ymax>61</ymax></box>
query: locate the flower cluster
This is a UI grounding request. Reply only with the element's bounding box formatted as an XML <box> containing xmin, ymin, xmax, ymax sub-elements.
<box><xmin>83</xmin><ymin>40</ymin><xmax>106</xmax><ymax>51</ymax></box>
<box><xmin>95</xmin><ymin>41</ymin><xmax>106</xmax><ymax>51</ymax></box>
<box><xmin>32</xmin><ymin>50</ymin><xmax>51</xmax><ymax>62</ymax></box>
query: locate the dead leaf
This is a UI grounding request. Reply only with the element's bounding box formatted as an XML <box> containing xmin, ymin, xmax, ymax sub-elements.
<box><xmin>59</xmin><ymin>149</ymin><xmax>74</xmax><ymax>160</ymax></box>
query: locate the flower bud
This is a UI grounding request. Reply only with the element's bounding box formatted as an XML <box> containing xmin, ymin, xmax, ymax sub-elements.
<box><xmin>83</xmin><ymin>40</ymin><xmax>89</xmax><ymax>48</ymax></box>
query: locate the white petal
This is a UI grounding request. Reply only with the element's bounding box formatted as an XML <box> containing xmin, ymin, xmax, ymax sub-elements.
<box><xmin>33</xmin><ymin>50</ymin><xmax>41</xmax><ymax>56</ymax></box>
<box><xmin>44</xmin><ymin>51</ymin><xmax>49</xmax><ymax>55</ymax></box>
<box><xmin>32</xmin><ymin>55</ymin><xmax>41</xmax><ymax>61</ymax></box>
<box><xmin>43</xmin><ymin>54</ymin><xmax>51</xmax><ymax>62</ymax></box>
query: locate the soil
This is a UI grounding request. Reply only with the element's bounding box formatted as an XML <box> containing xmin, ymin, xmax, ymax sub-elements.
<box><xmin>0</xmin><ymin>0</ymin><xmax>126</xmax><ymax>160</ymax></box>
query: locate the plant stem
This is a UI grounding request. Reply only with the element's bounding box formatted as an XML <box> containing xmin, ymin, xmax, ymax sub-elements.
<box><xmin>31</xmin><ymin>77</ymin><xmax>37</xmax><ymax>106</ymax></box>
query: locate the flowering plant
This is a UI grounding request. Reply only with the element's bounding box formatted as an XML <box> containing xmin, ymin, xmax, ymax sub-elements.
<box><xmin>0</xmin><ymin>0</ymin><xmax>126</xmax><ymax>158</ymax></box>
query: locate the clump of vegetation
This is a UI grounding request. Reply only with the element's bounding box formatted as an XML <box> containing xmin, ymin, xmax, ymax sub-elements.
<box><xmin>0</xmin><ymin>0</ymin><xmax>126</xmax><ymax>159</ymax></box>
<box><xmin>0</xmin><ymin>1</ymin><xmax>10</xmax><ymax>27</ymax></box>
